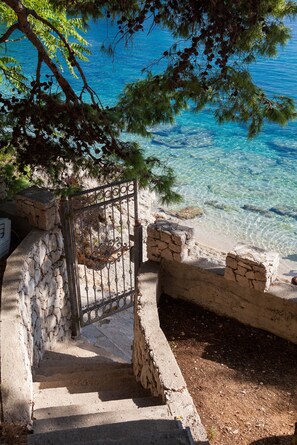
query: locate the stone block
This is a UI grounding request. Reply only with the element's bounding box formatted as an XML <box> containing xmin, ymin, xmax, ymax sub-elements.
<box><xmin>46</xmin><ymin>314</ymin><xmax>56</xmax><ymax>332</ymax></box>
<box><xmin>236</xmin><ymin>274</ymin><xmax>249</xmax><ymax>288</ymax></box>
<box><xmin>173</xmin><ymin>249</ymin><xmax>188</xmax><ymax>262</ymax></box>
<box><xmin>254</xmin><ymin>271</ymin><xmax>267</xmax><ymax>282</ymax></box>
<box><xmin>161</xmin><ymin>248</ymin><xmax>173</xmax><ymax>261</ymax></box>
<box><xmin>148</xmin><ymin>246</ymin><xmax>161</xmax><ymax>257</ymax></box>
<box><xmin>16</xmin><ymin>186</ymin><xmax>58</xmax><ymax>231</ymax></box>
<box><xmin>169</xmin><ymin>242</ymin><xmax>182</xmax><ymax>253</ymax></box>
<box><xmin>253</xmin><ymin>280</ymin><xmax>266</xmax><ymax>292</ymax></box>
<box><xmin>238</xmin><ymin>261</ymin><xmax>252</xmax><ymax>270</ymax></box>
<box><xmin>155</xmin><ymin>240</ymin><xmax>168</xmax><ymax>250</ymax></box>
<box><xmin>146</xmin><ymin>237</ymin><xmax>159</xmax><ymax>248</ymax></box>
<box><xmin>147</xmin><ymin>225</ymin><xmax>161</xmax><ymax>239</ymax></box>
<box><xmin>227</xmin><ymin>243</ymin><xmax>279</xmax><ymax>292</ymax></box>
<box><xmin>160</xmin><ymin>231</ymin><xmax>172</xmax><ymax>244</ymax></box>
<box><xmin>226</xmin><ymin>256</ymin><xmax>237</xmax><ymax>269</ymax></box>
<box><xmin>224</xmin><ymin>266</ymin><xmax>236</xmax><ymax>282</ymax></box>
<box><xmin>171</xmin><ymin>231</ymin><xmax>186</xmax><ymax>246</ymax></box>
<box><xmin>246</xmin><ymin>271</ymin><xmax>255</xmax><ymax>280</ymax></box>
<box><xmin>236</xmin><ymin>265</ymin><xmax>247</xmax><ymax>276</ymax></box>
<box><xmin>147</xmin><ymin>252</ymin><xmax>161</xmax><ymax>263</ymax></box>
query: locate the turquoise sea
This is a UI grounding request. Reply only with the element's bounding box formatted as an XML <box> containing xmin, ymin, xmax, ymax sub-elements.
<box><xmin>6</xmin><ymin>18</ymin><xmax>297</xmax><ymax>257</ymax></box>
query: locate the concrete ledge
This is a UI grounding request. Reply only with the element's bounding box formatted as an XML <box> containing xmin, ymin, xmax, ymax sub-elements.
<box><xmin>133</xmin><ymin>261</ymin><xmax>209</xmax><ymax>444</ymax></box>
<box><xmin>160</xmin><ymin>259</ymin><xmax>297</xmax><ymax>345</ymax></box>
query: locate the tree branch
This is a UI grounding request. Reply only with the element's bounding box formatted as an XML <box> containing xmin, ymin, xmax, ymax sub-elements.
<box><xmin>27</xmin><ymin>7</ymin><xmax>104</xmax><ymax>107</ymax></box>
<box><xmin>2</xmin><ymin>0</ymin><xmax>78</xmax><ymax>104</ymax></box>
<box><xmin>0</xmin><ymin>23</ymin><xmax>19</xmax><ymax>44</ymax></box>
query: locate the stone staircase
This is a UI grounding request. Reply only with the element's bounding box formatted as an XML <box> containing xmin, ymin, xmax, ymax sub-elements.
<box><xmin>28</xmin><ymin>323</ymin><xmax>195</xmax><ymax>444</ymax></box>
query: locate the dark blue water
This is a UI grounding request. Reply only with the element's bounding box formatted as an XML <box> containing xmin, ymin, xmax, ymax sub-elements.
<box><xmin>3</xmin><ymin>19</ymin><xmax>297</xmax><ymax>255</ymax></box>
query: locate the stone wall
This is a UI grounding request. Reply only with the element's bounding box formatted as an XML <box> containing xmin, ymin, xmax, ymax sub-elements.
<box><xmin>133</xmin><ymin>261</ymin><xmax>209</xmax><ymax>444</ymax></box>
<box><xmin>1</xmin><ymin>188</ymin><xmax>71</xmax><ymax>422</ymax></box>
<box><xmin>18</xmin><ymin>227</ymin><xmax>71</xmax><ymax>367</ymax></box>
<box><xmin>147</xmin><ymin>219</ymin><xmax>297</xmax><ymax>345</ymax></box>
<box><xmin>225</xmin><ymin>244</ymin><xmax>279</xmax><ymax>292</ymax></box>
<box><xmin>147</xmin><ymin>219</ymin><xmax>193</xmax><ymax>263</ymax></box>
<box><xmin>16</xmin><ymin>186</ymin><xmax>59</xmax><ymax>231</ymax></box>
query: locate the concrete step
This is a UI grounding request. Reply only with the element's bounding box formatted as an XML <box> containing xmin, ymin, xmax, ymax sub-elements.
<box><xmin>33</xmin><ymin>368</ymin><xmax>136</xmax><ymax>390</ymax></box>
<box><xmin>28</xmin><ymin>421</ymin><xmax>192</xmax><ymax>445</ymax></box>
<box><xmin>37</xmin><ymin>352</ymin><xmax>127</xmax><ymax>368</ymax></box>
<box><xmin>33</xmin><ymin>405</ymin><xmax>171</xmax><ymax>434</ymax></box>
<box><xmin>34</xmin><ymin>396</ymin><xmax>163</xmax><ymax>420</ymax></box>
<box><xmin>33</xmin><ymin>385</ymin><xmax>154</xmax><ymax>410</ymax></box>
<box><xmin>34</xmin><ymin>362</ymin><xmax>131</xmax><ymax>379</ymax></box>
<box><xmin>34</xmin><ymin>374</ymin><xmax>148</xmax><ymax>396</ymax></box>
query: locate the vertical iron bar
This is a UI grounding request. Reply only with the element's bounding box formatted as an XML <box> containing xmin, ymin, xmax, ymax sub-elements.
<box><xmin>60</xmin><ymin>197</ymin><xmax>80</xmax><ymax>337</ymax></box>
<box><xmin>134</xmin><ymin>180</ymin><xmax>143</xmax><ymax>285</ymax></box>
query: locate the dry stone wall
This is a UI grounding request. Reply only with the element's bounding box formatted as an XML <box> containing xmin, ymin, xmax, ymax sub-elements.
<box><xmin>16</xmin><ymin>186</ymin><xmax>59</xmax><ymax>231</ymax></box>
<box><xmin>225</xmin><ymin>244</ymin><xmax>279</xmax><ymax>292</ymax></box>
<box><xmin>1</xmin><ymin>186</ymin><xmax>71</xmax><ymax>422</ymax></box>
<box><xmin>147</xmin><ymin>219</ymin><xmax>297</xmax><ymax>345</ymax></box>
<box><xmin>18</xmin><ymin>227</ymin><xmax>71</xmax><ymax>367</ymax></box>
<box><xmin>147</xmin><ymin>219</ymin><xmax>193</xmax><ymax>263</ymax></box>
<box><xmin>133</xmin><ymin>262</ymin><xmax>209</xmax><ymax>443</ymax></box>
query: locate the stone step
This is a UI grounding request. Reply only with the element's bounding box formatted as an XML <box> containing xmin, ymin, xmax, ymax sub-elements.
<box><xmin>33</xmin><ymin>367</ymin><xmax>136</xmax><ymax>390</ymax></box>
<box><xmin>34</xmin><ymin>362</ymin><xmax>130</xmax><ymax>378</ymax></box>
<box><xmin>37</xmin><ymin>352</ymin><xmax>127</xmax><ymax>368</ymax></box>
<box><xmin>45</xmin><ymin>336</ymin><xmax>131</xmax><ymax>357</ymax></box>
<box><xmin>28</xmin><ymin>421</ymin><xmax>192</xmax><ymax>445</ymax></box>
<box><xmin>33</xmin><ymin>386</ymin><xmax>154</xmax><ymax>410</ymax></box>
<box><xmin>33</xmin><ymin>405</ymin><xmax>171</xmax><ymax>434</ymax></box>
<box><xmin>34</xmin><ymin>365</ymin><xmax>135</xmax><ymax>386</ymax></box>
<box><xmin>34</xmin><ymin>396</ymin><xmax>163</xmax><ymax>420</ymax></box>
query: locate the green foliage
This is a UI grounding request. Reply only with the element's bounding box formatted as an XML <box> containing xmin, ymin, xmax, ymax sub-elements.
<box><xmin>0</xmin><ymin>151</ymin><xmax>30</xmax><ymax>199</ymax></box>
<box><xmin>0</xmin><ymin>0</ymin><xmax>297</xmax><ymax>203</ymax></box>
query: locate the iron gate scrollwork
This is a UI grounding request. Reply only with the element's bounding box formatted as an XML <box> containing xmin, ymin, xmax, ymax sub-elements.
<box><xmin>60</xmin><ymin>179</ymin><xmax>142</xmax><ymax>336</ymax></box>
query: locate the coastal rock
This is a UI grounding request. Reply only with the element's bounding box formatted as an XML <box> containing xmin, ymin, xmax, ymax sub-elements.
<box><xmin>269</xmin><ymin>206</ymin><xmax>297</xmax><ymax>220</ymax></box>
<box><xmin>242</xmin><ymin>204</ymin><xmax>271</xmax><ymax>218</ymax></box>
<box><xmin>174</xmin><ymin>206</ymin><xmax>203</xmax><ymax>220</ymax></box>
<box><xmin>205</xmin><ymin>200</ymin><xmax>233</xmax><ymax>211</ymax></box>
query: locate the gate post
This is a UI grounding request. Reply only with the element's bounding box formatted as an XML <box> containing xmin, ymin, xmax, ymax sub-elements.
<box><xmin>60</xmin><ymin>197</ymin><xmax>81</xmax><ymax>337</ymax></box>
<box><xmin>134</xmin><ymin>222</ymin><xmax>143</xmax><ymax>280</ymax></box>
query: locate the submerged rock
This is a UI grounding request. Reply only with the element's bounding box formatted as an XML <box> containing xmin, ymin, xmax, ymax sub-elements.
<box><xmin>242</xmin><ymin>204</ymin><xmax>271</xmax><ymax>218</ymax></box>
<box><xmin>174</xmin><ymin>206</ymin><xmax>204</xmax><ymax>219</ymax></box>
<box><xmin>269</xmin><ymin>206</ymin><xmax>297</xmax><ymax>220</ymax></box>
<box><xmin>205</xmin><ymin>200</ymin><xmax>234</xmax><ymax>211</ymax></box>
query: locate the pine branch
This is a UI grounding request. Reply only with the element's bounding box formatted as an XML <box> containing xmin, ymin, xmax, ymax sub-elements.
<box><xmin>2</xmin><ymin>0</ymin><xmax>78</xmax><ymax>104</ymax></box>
<box><xmin>0</xmin><ymin>23</ymin><xmax>19</xmax><ymax>44</ymax></box>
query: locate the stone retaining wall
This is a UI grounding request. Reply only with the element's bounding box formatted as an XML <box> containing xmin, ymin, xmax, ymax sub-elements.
<box><xmin>133</xmin><ymin>261</ymin><xmax>209</xmax><ymax>444</ymax></box>
<box><xmin>147</xmin><ymin>220</ymin><xmax>297</xmax><ymax>345</ymax></box>
<box><xmin>1</xmin><ymin>225</ymin><xmax>71</xmax><ymax>422</ymax></box>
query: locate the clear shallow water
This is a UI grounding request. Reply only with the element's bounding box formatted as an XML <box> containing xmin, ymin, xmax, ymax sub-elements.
<box><xmin>3</xmin><ymin>19</ymin><xmax>297</xmax><ymax>256</ymax></box>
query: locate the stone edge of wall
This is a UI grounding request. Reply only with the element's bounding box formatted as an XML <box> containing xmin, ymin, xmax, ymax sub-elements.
<box><xmin>1</xmin><ymin>226</ymin><xmax>71</xmax><ymax>423</ymax></box>
<box><xmin>1</xmin><ymin>230</ymin><xmax>43</xmax><ymax>423</ymax></box>
<box><xmin>133</xmin><ymin>261</ymin><xmax>209</xmax><ymax>444</ymax></box>
<box><xmin>160</xmin><ymin>259</ymin><xmax>297</xmax><ymax>345</ymax></box>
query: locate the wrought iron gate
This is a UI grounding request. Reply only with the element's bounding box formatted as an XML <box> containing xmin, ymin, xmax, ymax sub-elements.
<box><xmin>60</xmin><ymin>179</ymin><xmax>142</xmax><ymax>336</ymax></box>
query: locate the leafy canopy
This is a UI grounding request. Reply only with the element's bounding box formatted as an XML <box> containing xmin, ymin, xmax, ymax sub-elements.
<box><xmin>0</xmin><ymin>0</ymin><xmax>297</xmax><ymax>202</ymax></box>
